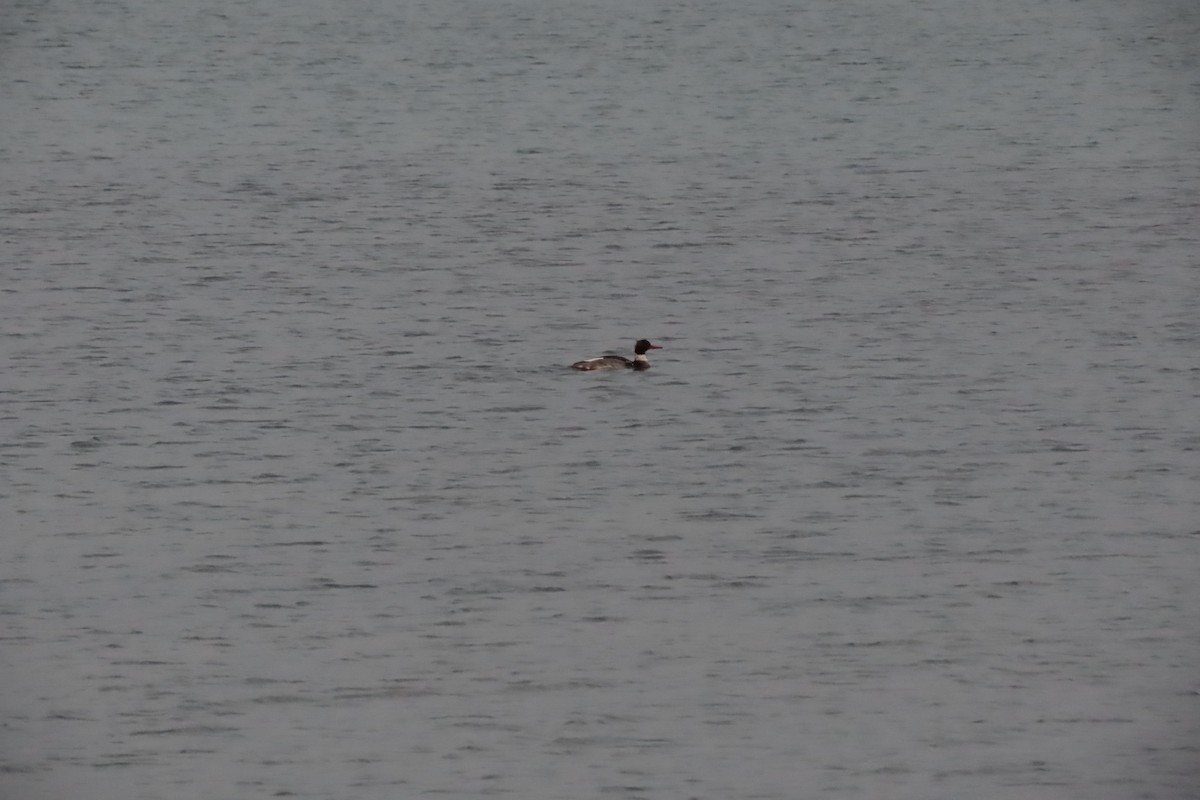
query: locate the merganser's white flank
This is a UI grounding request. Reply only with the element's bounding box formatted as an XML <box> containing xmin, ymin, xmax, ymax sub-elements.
<box><xmin>571</xmin><ymin>339</ymin><xmax>663</xmax><ymax>371</ymax></box>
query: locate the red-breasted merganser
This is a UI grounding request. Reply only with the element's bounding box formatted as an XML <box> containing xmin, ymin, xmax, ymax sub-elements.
<box><xmin>571</xmin><ymin>339</ymin><xmax>663</xmax><ymax>371</ymax></box>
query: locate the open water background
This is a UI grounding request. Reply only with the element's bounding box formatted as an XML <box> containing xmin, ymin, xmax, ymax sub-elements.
<box><xmin>3</xmin><ymin>0</ymin><xmax>1199</xmax><ymax>797</ymax></box>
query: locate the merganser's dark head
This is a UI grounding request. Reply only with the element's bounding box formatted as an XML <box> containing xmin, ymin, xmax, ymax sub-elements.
<box><xmin>634</xmin><ymin>339</ymin><xmax>662</xmax><ymax>355</ymax></box>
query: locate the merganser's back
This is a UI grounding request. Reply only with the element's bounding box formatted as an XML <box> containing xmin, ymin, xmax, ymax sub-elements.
<box><xmin>571</xmin><ymin>339</ymin><xmax>662</xmax><ymax>371</ymax></box>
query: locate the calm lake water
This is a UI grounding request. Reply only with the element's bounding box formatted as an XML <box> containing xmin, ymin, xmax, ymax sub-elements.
<box><xmin>3</xmin><ymin>0</ymin><xmax>1199</xmax><ymax>798</ymax></box>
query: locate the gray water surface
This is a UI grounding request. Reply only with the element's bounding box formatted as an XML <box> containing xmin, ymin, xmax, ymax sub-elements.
<box><xmin>3</xmin><ymin>0</ymin><xmax>1199</xmax><ymax>798</ymax></box>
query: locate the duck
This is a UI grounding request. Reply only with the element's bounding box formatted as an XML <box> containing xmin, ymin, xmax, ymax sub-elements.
<box><xmin>571</xmin><ymin>339</ymin><xmax>662</xmax><ymax>371</ymax></box>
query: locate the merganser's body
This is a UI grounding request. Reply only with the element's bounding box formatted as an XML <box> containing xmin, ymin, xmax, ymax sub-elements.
<box><xmin>571</xmin><ymin>339</ymin><xmax>662</xmax><ymax>371</ymax></box>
